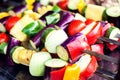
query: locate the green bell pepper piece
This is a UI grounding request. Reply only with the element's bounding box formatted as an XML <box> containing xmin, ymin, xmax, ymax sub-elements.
<box><xmin>22</xmin><ymin>20</ymin><xmax>45</xmax><ymax>37</ymax></box>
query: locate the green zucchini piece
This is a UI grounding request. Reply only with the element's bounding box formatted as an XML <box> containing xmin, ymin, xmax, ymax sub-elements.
<box><xmin>0</xmin><ymin>42</ymin><xmax>7</xmax><ymax>54</ymax></box>
<box><xmin>45</xmin><ymin>58</ymin><xmax>67</xmax><ymax>68</ymax></box>
<box><xmin>29</xmin><ymin>52</ymin><xmax>52</xmax><ymax>76</ymax></box>
<box><xmin>106</xmin><ymin>6</ymin><xmax>120</xmax><ymax>17</ymax></box>
<box><xmin>67</xmin><ymin>0</ymin><xmax>79</xmax><ymax>10</ymax></box>
<box><xmin>106</xmin><ymin>26</ymin><xmax>120</xmax><ymax>41</ymax></box>
<box><xmin>102</xmin><ymin>9</ymin><xmax>108</xmax><ymax>21</ymax></box>
<box><xmin>41</xmin><ymin>28</ymin><xmax>55</xmax><ymax>43</ymax></box>
<box><xmin>45</xmin><ymin>29</ymin><xmax>68</xmax><ymax>53</ymax></box>
<box><xmin>56</xmin><ymin>45</ymin><xmax>69</xmax><ymax>61</ymax></box>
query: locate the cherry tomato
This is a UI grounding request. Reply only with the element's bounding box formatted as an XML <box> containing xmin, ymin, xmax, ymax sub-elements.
<box><xmin>5</xmin><ymin>16</ymin><xmax>20</xmax><ymax>32</ymax></box>
<box><xmin>68</xmin><ymin>20</ymin><xmax>86</xmax><ymax>36</ymax></box>
<box><xmin>0</xmin><ymin>33</ymin><xmax>9</xmax><ymax>44</ymax></box>
<box><xmin>57</xmin><ymin>0</ymin><xmax>69</xmax><ymax>10</ymax></box>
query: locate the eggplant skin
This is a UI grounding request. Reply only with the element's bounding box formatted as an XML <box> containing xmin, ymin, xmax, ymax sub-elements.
<box><xmin>6</xmin><ymin>36</ymin><xmax>21</xmax><ymax>66</ymax></box>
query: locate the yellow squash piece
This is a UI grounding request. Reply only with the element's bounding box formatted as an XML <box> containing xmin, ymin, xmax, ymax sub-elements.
<box><xmin>10</xmin><ymin>15</ymin><xmax>34</xmax><ymax>41</ymax></box>
<box><xmin>18</xmin><ymin>48</ymin><xmax>36</xmax><ymax>66</ymax></box>
<box><xmin>85</xmin><ymin>4</ymin><xmax>105</xmax><ymax>21</ymax></box>
<box><xmin>0</xmin><ymin>12</ymin><xmax>9</xmax><ymax>19</ymax></box>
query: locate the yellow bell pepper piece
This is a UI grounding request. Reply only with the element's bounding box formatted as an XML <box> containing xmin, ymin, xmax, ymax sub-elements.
<box><xmin>63</xmin><ymin>64</ymin><xmax>80</xmax><ymax>80</ymax></box>
<box><xmin>25</xmin><ymin>0</ymin><xmax>35</xmax><ymax>10</ymax></box>
<box><xmin>37</xmin><ymin>5</ymin><xmax>53</xmax><ymax>16</ymax></box>
<box><xmin>26</xmin><ymin>4</ymin><xmax>34</xmax><ymax>10</ymax></box>
<box><xmin>25</xmin><ymin>0</ymin><xmax>35</xmax><ymax>5</ymax></box>
<box><xmin>77</xmin><ymin>0</ymin><xmax>86</xmax><ymax>14</ymax></box>
<box><xmin>0</xmin><ymin>12</ymin><xmax>9</xmax><ymax>19</ymax></box>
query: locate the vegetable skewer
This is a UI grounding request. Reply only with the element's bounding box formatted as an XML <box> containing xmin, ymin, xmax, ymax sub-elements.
<box><xmin>0</xmin><ymin>0</ymin><xmax>120</xmax><ymax>80</ymax></box>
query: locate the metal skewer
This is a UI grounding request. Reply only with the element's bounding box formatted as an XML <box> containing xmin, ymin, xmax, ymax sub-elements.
<box><xmin>83</xmin><ymin>50</ymin><xmax>119</xmax><ymax>64</ymax></box>
<box><xmin>98</xmin><ymin>36</ymin><xmax>120</xmax><ymax>46</ymax></box>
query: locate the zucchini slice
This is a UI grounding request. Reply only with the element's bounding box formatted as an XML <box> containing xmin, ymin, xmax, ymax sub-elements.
<box><xmin>106</xmin><ymin>6</ymin><xmax>120</xmax><ymax>17</ymax></box>
<box><xmin>41</xmin><ymin>28</ymin><xmax>55</xmax><ymax>43</ymax></box>
<box><xmin>0</xmin><ymin>42</ymin><xmax>7</xmax><ymax>54</ymax></box>
<box><xmin>29</xmin><ymin>52</ymin><xmax>51</xmax><ymax>76</ymax></box>
<box><xmin>11</xmin><ymin>46</ymin><xmax>25</xmax><ymax>64</ymax></box>
<box><xmin>45</xmin><ymin>29</ymin><xmax>68</xmax><ymax>53</ymax></box>
<box><xmin>106</xmin><ymin>26</ymin><xmax>120</xmax><ymax>41</ymax></box>
<box><xmin>45</xmin><ymin>58</ymin><xmax>67</xmax><ymax>68</ymax></box>
<box><xmin>56</xmin><ymin>45</ymin><xmax>69</xmax><ymax>61</ymax></box>
<box><xmin>67</xmin><ymin>0</ymin><xmax>79</xmax><ymax>10</ymax></box>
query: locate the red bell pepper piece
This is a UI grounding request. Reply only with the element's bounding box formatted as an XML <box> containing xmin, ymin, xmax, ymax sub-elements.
<box><xmin>91</xmin><ymin>44</ymin><xmax>104</xmax><ymax>55</ymax></box>
<box><xmin>85</xmin><ymin>18</ymin><xmax>95</xmax><ymax>25</ymax></box>
<box><xmin>106</xmin><ymin>39</ymin><xmax>120</xmax><ymax>51</ymax></box>
<box><xmin>102</xmin><ymin>23</ymin><xmax>111</xmax><ymax>36</ymax></box>
<box><xmin>57</xmin><ymin>0</ymin><xmax>69</xmax><ymax>10</ymax></box>
<box><xmin>80</xmin><ymin>21</ymin><xmax>97</xmax><ymax>36</ymax></box>
<box><xmin>91</xmin><ymin>43</ymin><xmax>104</xmax><ymax>60</ymax></box>
<box><xmin>86</xmin><ymin>22</ymin><xmax>102</xmax><ymax>45</ymax></box>
<box><xmin>68</xmin><ymin>20</ymin><xmax>86</xmax><ymax>36</ymax></box>
<box><xmin>67</xmin><ymin>34</ymin><xmax>90</xmax><ymax>62</ymax></box>
<box><xmin>106</xmin><ymin>43</ymin><xmax>118</xmax><ymax>51</ymax></box>
<box><xmin>50</xmin><ymin>66</ymin><xmax>66</xmax><ymax>80</ymax></box>
<box><xmin>79</xmin><ymin>56</ymin><xmax>98</xmax><ymax>80</ymax></box>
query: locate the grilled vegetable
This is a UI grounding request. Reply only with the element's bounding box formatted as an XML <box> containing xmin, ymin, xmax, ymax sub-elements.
<box><xmin>106</xmin><ymin>26</ymin><xmax>120</xmax><ymax>41</ymax></box>
<box><xmin>10</xmin><ymin>15</ymin><xmax>34</xmax><ymax>41</ymax></box>
<box><xmin>83</xmin><ymin>4</ymin><xmax>106</xmax><ymax>21</ymax></box>
<box><xmin>29</xmin><ymin>52</ymin><xmax>52</xmax><ymax>76</ymax></box>
<box><xmin>63</xmin><ymin>64</ymin><xmax>80</xmax><ymax>80</ymax></box>
<box><xmin>62</xmin><ymin>33</ymin><xmax>90</xmax><ymax>62</ymax></box>
<box><xmin>45</xmin><ymin>58</ymin><xmax>67</xmax><ymax>68</ymax></box>
<box><xmin>56</xmin><ymin>45</ymin><xmax>69</xmax><ymax>61</ymax></box>
<box><xmin>106</xmin><ymin>6</ymin><xmax>120</xmax><ymax>28</ymax></box>
<box><xmin>6</xmin><ymin>36</ymin><xmax>21</xmax><ymax>65</ymax></box>
<box><xmin>22</xmin><ymin>20</ymin><xmax>45</xmax><ymax>37</ymax></box>
<box><xmin>45</xmin><ymin>28</ymin><xmax>68</xmax><ymax>53</ymax></box>
<box><xmin>5</xmin><ymin>16</ymin><xmax>20</xmax><ymax>32</ymax></box>
<box><xmin>0</xmin><ymin>42</ymin><xmax>7</xmax><ymax>54</ymax></box>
